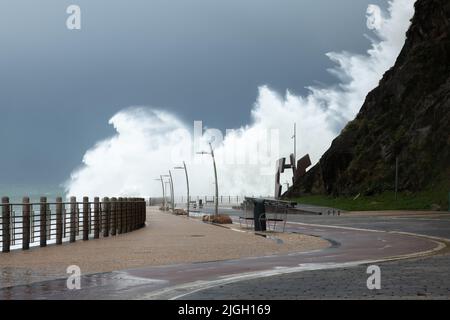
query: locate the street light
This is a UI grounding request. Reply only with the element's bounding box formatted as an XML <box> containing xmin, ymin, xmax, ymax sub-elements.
<box><xmin>168</xmin><ymin>170</ymin><xmax>175</xmax><ymax>212</ymax></box>
<box><xmin>154</xmin><ymin>176</ymin><xmax>165</xmax><ymax>210</ymax></box>
<box><xmin>161</xmin><ymin>174</ymin><xmax>174</xmax><ymax>212</ymax></box>
<box><xmin>174</xmin><ymin>161</ymin><xmax>190</xmax><ymax>216</ymax></box>
<box><xmin>291</xmin><ymin>122</ymin><xmax>297</xmax><ymax>164</ymax></box>
<box><xmin>197</xmin><ymin>142</ymin><xmax>219</xmax><ymax>217</ymax></box>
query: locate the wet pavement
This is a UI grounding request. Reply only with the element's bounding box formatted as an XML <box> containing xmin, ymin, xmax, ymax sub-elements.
<box><xmin>182</xmin><ymin>211</ymin><xmax>450</xmax><ymax>300</ymax></box>
<box><xmin>0</xmin><ymin>211</ymin><xmax>446</xmax><ymax>299</ymax></box>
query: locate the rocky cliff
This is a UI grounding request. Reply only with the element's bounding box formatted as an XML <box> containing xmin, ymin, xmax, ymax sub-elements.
<box><xmin>286</xmin><ymin>0</ymin><xmax>450</xmax><ymax>198</ymax></box>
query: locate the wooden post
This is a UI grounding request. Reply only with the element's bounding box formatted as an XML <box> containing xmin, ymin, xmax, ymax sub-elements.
<box><xmin>83</xmin><ymin>197</ymin><xmax>89</xmax><ymax>241</ymax></box>
<box><xmin>2</xmin><ymin>197</ymin><xmax>10</xmax><ymax>253</ymax></box>
<box><xmin>56</xmin><ymin>197</ymin><xmax>63</xmax><ymax>245</ymax></box>
<box><xmin>22</xmin><ymin>197</ymin><xmax>31</xmax><ymax>250</ymax></box>
<box><xmin>70</xmin><ymin>197</ymin><xmax>77</xmax><ymax>243</ymax></box>
<box><xmin>103</xmin><ymin>197</ymin><xmax>110</xmax><ymax>237</ymax></box>
<box><xmin>111</xmin><ymin>197</ymin><xmax>117</xmax><ymax>236</ymax></box>
<box><xmin>122</xmin><ymin>197</ymin><xmax>127</xmax><ymax>234</ymax></box>
<box><xmin>123</xmin><ymin>198</ymin><xmax>128</xmax><ymax>233</ymax></box>
<box><xmin>39</xmin><ymin>197</ymin><xmax>47</xmax><ymax>247</ymax></box>
<box><xmin>94</xmin><ymin>197</ymin><xmax>100</xmax><ymax>239</ymax></box>
<box><xmin>142</xmin><ymin>198</ymin><xmax>146</xmax><ymax>227</ymax></box>
<box><xmin>132</xmin><ymin>198</ymin><xmax>136</xmax><ymax>230</ymax></box>
<box><xmin>118</xmin><ymin>197</ymin><xmax>123</xmax><ymax>234</ymax></box>
<box><xmin>127</xmin><ymin>198</ymin><xmax>131</xmax><ymax>232</ymax></box>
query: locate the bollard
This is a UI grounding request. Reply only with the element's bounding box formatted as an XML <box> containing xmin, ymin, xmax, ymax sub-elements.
<box><xmin>56</xmin><ymin>197</ymin><xmax>63</xmax><ymax>245</ymax></box>
<box><xmin>22</xmin><ymin>197</ymin><xmax>31</xmax><ymax>250</ymax></box>
<box><xmin>2</xmin><ymin>197</ymin><xmax>10</xmax><ymax>253</ymax></box>
<box><xmin>253</xmin><ymin>199</ymin><xmax>266</xmax><ymax>232</ymax></box>
<box><xmin>103</xmin><ymin>197</ymin><xmax>110</xmax><ymax>237</ymax></box>
<box><xmin>70</xmin><ymin>197</ymin><xmax>77</xmax><ymax>243</ymax></box>
<box><xmin>40</xmin><ymin>197</ymin><xmax>47</xmax><ymax>247</ymax></box>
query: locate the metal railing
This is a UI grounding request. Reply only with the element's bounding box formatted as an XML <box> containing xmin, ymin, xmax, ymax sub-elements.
<box><xmin>0</xmin><ymin>196</ymin><xmax>146</xmax><ymax>253</ymax></box>
<box><xmin>148</xmin><ymin>195</ymin><xmax>270</xmax><ymax>207</ymax></box>
<box><xmin>239</xmin><ymin>197</ymin><xmax>297</xmax><ymax>232</ymax></box>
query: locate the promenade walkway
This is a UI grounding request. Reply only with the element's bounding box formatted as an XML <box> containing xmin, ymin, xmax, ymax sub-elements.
<box><xmin>0</xmin><ymin>207</ymin><xmax>327</xmax><ymax>288</ymax></box>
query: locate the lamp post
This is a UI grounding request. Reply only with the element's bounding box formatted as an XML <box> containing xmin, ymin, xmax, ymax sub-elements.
<box><xmin>291</xmin><ymin>122</ymin><xmax>297</xmax><ymax>164</ymax></box>
<box><xmin>168</xmin><ymin>170</ymin><xmax>175</xmax><ymax>212</ymax></box>
<box><xmin>161</xmin><ymin>173</ymin><xmax>174</xmax><ymax>212</ymax></box>
<box><xmin>154</xmin><ymin>176</ymin><xmax>165</xmax><ymax>210</ymax></box>
<box><xmin>197</xmin><ymin>142</ymin><xmax>219</xmax><ymax>217</ymax></box>
<box><xmin>174</xmin><ymin>161</ymin><xmax>190</xmax><ymax>216</ymax></box>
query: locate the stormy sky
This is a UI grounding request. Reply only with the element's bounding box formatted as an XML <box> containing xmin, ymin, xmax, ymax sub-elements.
<box><xmin>0</xmin><ymin>0</ymin><xmax>384</xmax><ymax>187</ymax></box>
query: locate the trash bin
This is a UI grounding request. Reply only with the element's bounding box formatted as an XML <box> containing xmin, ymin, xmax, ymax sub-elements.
<box><xmin>253</xmin><ymin>199</ymin><xmax>266</xmax><ymax>232</ymax></box>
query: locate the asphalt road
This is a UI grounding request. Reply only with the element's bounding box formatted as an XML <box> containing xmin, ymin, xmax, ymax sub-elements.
<box><xmin>182</xmin><ymin>211</ymin><xmax>450</xmax><ymax>300</ymax></box>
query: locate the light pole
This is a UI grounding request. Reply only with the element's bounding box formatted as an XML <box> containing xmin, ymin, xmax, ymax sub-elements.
<box><xmin>174</xmin><ymin>161</ymin><xmax>190</xmax><ymax>216</ymax></box>
<box><xmin>168</xmin><ymin>170</ymin><xmax>175</xmax><ymax>212</ymax></box>
<box><xmin>154</xmin><ymin>176</ymin><xmax>165</xmax><ymax>210</ymax></box>
<box><xmin>291</xmin><ymin>122</ymin><xmax>297</xmax><ymax>163</ymax></box>
<box><xmin>161</xmin><ymin>174</ymin><xmax>174</xmax><ymax>212</ymax></box>
<box><xmin>197</xmin><ymin>142</ymin><xmax>219</xmax><ymax>217</ymax></box>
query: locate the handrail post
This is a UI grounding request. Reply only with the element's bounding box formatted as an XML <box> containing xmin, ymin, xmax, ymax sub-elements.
<box><xmin>2</xmin><ymin>197</ymin><xmax>10</xmax><ymax>253</ymax></box>
<box><xmin>70</xmin><ymin>197</ymin><xmax>77</xmax><ymax>242</ymax></box>
<box><xmin>111</xmin><ymin>197</ymin><xmax>117</xmax><ymax>236</ymax></box>
<box><xmin>83</xmin><ymin>197</ymin><xmax>89</xmax><ymax>241</ymax></box>
<box><xmin>118</xmin><ymin>197</ymin><xmax>123</xmax><ymax>234</ymax></box>
<box><xmin>124</xmin><ymin>198</ymin><xmax>128</xmax><ymax>233</ymax></box>
<box><xmin>40</xmin><ymin>197</ymin><xmax>47</xmax><ymax>247</ymax></box>
<box><xmin>94</xmin><ymin>197</ymin><xmax>100</xmax><ymax>239</ymax></box>
<box><xmin>142</xmin><ymin>198</ymin><xmax>146</xmax><ymax>227</ymax></box>
<box><xmin>103</xmin><ymin>197</ymin><xmax>110</xmax><ymax>237</ymax></box>
<box><xmin>133</xmin><ymin>198</ymin><xmax>137</xmax><ymax>230</ymax></box>
<box><xmin>127</xmin><ymin>198</ymin><xmax>131</xmax><ymax>232</ymax></box>
<box><xmin>22</xmin><ymin>197</ymin><xmax>31</xmax><ymax>250</ymax></box>
<box><xmin>56</xmin><ymin>197</ymin><xmax>63</xmax><ymax>245</ymax></box>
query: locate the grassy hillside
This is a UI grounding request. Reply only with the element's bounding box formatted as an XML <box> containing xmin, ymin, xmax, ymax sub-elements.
<box><xmin>290</xmin><ymin>185</ymin><xmax>449</xmax><ymax>212</ymax></box>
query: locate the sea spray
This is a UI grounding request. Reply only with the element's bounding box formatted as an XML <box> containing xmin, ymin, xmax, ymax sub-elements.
<box><xmin>66</xmin><ymin>0</ymin><xmax>416</xmax><ymax>199</ymax></box>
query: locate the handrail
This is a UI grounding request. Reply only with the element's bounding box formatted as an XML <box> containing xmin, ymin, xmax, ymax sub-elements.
<box><xmin>0</xmin><ymin>196</ymin><xmax>147</xmax><ymax>253</ymax></box>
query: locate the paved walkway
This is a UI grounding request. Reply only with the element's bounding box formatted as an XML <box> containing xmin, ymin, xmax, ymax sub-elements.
<box><xmin>0</xmin><ymin>213</ymin><xmax>443</xmax><ymax>299</ymax></box>
<box><xmin>0</xmin><ymin>208</ymin><xmax>326</xmax><ymax>289</ymax></box>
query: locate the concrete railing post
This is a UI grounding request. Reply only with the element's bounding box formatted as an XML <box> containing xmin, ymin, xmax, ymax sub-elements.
<box><xmin>40</xmin><ymin>197</ymin><xmax>47</xmax><ymax>247</ymax></box>
<box><xmin>2</xmin><ymin>197</ymin><xmax>10</xmax><ymax>253</ymax></box>
<box><xmin>70</xmin><ymin>197</ymin><xmax>77</xmax><ymax>243</ymax></box>
<box><xmin>94</xmin><ymin>197</ymin><xmax>100</xmax><ymax>239</ymax></box>
<box><xmin>56</xmin><ymin>197</ymin><xmax>63</xmax><ymax>245</ymax></box>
